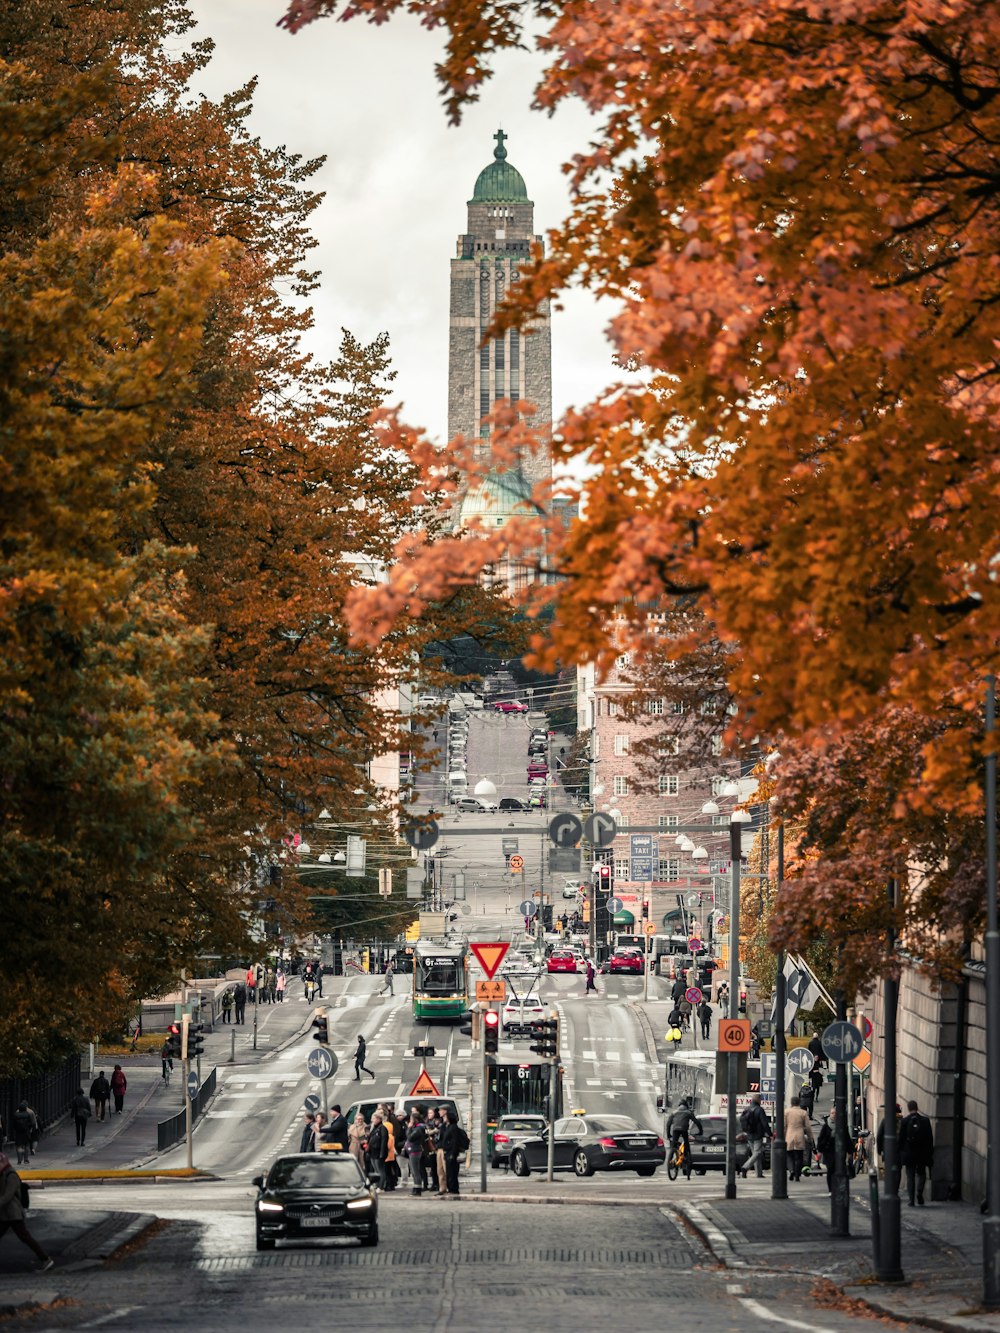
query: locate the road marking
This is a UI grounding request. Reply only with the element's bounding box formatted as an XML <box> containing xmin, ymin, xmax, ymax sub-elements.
<box><xmin>610</xmin><ymin>1079</ymin><xmax>627</xmax><ymax>1087</ymax></box>
<box><xmin>582</xmin><ymin>1050</ymin><xmax>596</xmax><ymax>1060</ymax></box>
<box><xmin>605</xmin><ymin>1050</ymin><xmax>621</xmax><ymax>1062</ymax></box>
<box><xmin>379</xmin><ymin>1049</ymin><xmax>393</xmax><ymax>1057</ymax></box>
<box><xmin>80</xmin><ymin>1308</ymin><xmax>141</xmax><ymax>1328</ymax></box>
<box><xmin>738</xmin><ymin>1297</ymin><xmax>837</xmax><ymax>1333</ymax></box>
<box><xmin>727</xmin><ymin>1284</ymin><xmax>745</xmax><ymax>1294</ymax></box>
<box><xmin>586</xmin><ymin>1079</ymin><xmax>601</xmax><ymax>1086</ymax></box>
<box><xmin>631</xmin><ymin>1052</ymin><xmax>646</xmax><ymax>1063</ymax></box>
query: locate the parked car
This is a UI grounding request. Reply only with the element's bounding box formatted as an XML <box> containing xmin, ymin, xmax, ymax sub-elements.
<box><xmin>608</xmin><ymin>950</ymin><xmax>644</xmax><ymax>975</ymax></box>
<box><xmin>493</xmin><ymin>700</ymin><xmax>528</xmax><ymax>713</ymax></box>
<box><xmin>528</xmin><ymin>740</ymin><xmax>547</xmax><ymax>756</ymax></box>
<box><xmin>508</xmin><ymin>1114</ymin><xmax>665</xmax><ymax>1178</ymax></box>
<box><xmin>562</xmin><ymin>883</ymin><xmax>583</xmax><ymax>900</ymax></box>
<box><xmin>546</xmin><ymin>950</ymin><xmax>579</xmax><ymax>974</ymax></box>
<box><xmin>456</xmin><ymin>796</ymin><xmax>497</xmax><ymax>813</ymax></box>
<box><xmin>501</xmin><ymin>996</ymin><xmax>546</xmax><ymax>1032</ymax></box>
<box><xmin>499</xmin><ymin>796</ymin><xmax>526</xmax><ymax>812</ymax></box>
<box><xmin>527</xmin><ymin>763</ymin><xmax>549</xmax><ymax>778</ymax></box>
<box><xmin>491</xmin><ymin>1114</ymin><xmax>548</xmax><ymax>1169</ymax></box>
<box><xmin>528</xmin><ymin>791</ymin><xmax>548</xmax><ymax>808</ymax></box>
<box><xmin>252</xmin><ymin>1153</ymin><xmax>378</xmax><ymax>1250</ymax></box>
<box><xmin>686</xmin><ymin>1114</ymin><xmax>762</xmax><ymax>1174</ymax></box>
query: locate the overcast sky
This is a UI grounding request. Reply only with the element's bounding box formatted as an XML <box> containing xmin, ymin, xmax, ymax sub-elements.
<box><xmin>187</xmin><ymin>1</ymin><xmax>614</xmax><ymax>444</ymax></box>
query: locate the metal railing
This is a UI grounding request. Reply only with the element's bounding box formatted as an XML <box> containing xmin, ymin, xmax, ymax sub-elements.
<box><xmin>1</xmin><ymin>1053</ymin><xmax>82</xmax><ymax>1142</ymax></box>
<box><xmin>156</xmin><ymin>1066</ymin><xmax>217</xmax><ymax>1153</ymax></box>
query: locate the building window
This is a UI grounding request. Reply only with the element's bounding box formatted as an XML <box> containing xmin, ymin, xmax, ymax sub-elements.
<box><xmin>608</xmin><ymin>700</ymin><xmax>620</xmax><ymax>718</ymax></box>
<box><xmin>664</xmin><ymin>858</ymin><xmax>680</xmax><ymax>882</ymax></box>
<box><xmin>658</xmin><ymin>736</ymin><xmax>680</xmax><ymax>757</ymax></box>
<box><xmin>658</xmin><ymin>814</ymin><xmax>679</xmax><ymax>830</ymax></box>
<box><xmin>613</xmin><ymin>775</ymin><xmax>628</xmax><ymax>797</ymax></box>
<box><xmin>614</xmin><ymin>859</ymin><xmax>630</xmax><ymax>880</ymax></box>
<box><xmin>613</xmin><ymin>734</ymin><xmax>629</xmax><ymax>757</ymax></box>
<box><xmin>712</xmin><ymin>814</ymin><xmax>729</xmax><ymax>827</ymax></box>
<box><xmin>670</xmin><ymin>699</ymin><xmax>688</xmax><ymax>714</ymax></box>
<box><xmin>711</xmin><ymin>734</ymin><xmax>723</xmax><ymax>756</ymax></box>
<box><xmin>658</xmin><ymin>774</ymin><xmax>679</xmax><ymax>795</ymax></box>
<box><xmin>593</xmin><ymin>734</ymin><xmax>600</xmax><ymax>759</ymax></box>
<box><xmin>616</xmin><ymin>653</ymin><xmax>631</xmax><ymax>671</ymax></box>
<box><xmin>646</xmin><ymin>697</ymin><xmax>664</xmax><ymax>715</ymax></box>
<box><xmin>510</xmin><ymin>329</ymin><xmax>519</xmax><ymax>389</ymax></box>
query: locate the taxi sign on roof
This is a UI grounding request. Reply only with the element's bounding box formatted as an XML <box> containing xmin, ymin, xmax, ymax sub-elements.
<box><xmin>470</xmin><ymin>942</ymin><xmax>510</xmax><ymax>980</ymax></box>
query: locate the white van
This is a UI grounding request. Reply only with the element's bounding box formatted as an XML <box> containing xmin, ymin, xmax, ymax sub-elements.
<box><xmin>447</xmin><ymin>771</ymin><xmax>468</xmax><ymax>802</ymax></box>
<box><xmin>457</xmin><ymin>692</ymin><xmax>483</xmax><ymax>710</ymax></box>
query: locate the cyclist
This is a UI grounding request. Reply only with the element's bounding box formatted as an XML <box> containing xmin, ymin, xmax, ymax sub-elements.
<box><xmin>667</xmin><ymin>1097</ymin><xmax>702</xmax><ymax>1179</ymax></box>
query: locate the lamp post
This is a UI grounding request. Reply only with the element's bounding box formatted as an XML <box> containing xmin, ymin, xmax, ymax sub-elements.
<box><xmin>772</xmin><ymin>820</ymin><xmax>788</xmax><ymax>1199</ymax></box>
<box><xmin>725</xmin><ymin>808</ymin><xmax>752</xmax><ymax>1199</ymax></box>
<box><xmin>984</xmin><ymin>674</ymin><xmax>1000</xmax><ymax>1306</ymax></box>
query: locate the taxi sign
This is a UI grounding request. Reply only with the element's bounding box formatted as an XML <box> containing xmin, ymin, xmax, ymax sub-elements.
<box><xmin>470</xmin><ymin>942</ymin><xmax>510</xmax><ymax>980</ymax></box>
<box><xmin>718</xmin><ymin>1019</ymin><xmax>751</xmax><ymax>1053</ymax></box>
<box><xmin>409</xmin><ymin>1068</ymin><xmax>441</xmax><ymax>1097</ymax></box>
<box><xmin>476</xmin><ymin>979</ymin><xmax>506</xmax><ymax>1003</ymax></box>
<box><xmin>509</xmin><ymin>854</ymin><xmax>525</xmax><ymax>872</ymax></box>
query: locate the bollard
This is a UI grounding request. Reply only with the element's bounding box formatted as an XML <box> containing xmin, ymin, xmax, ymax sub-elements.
<box><xmin>230</xmin><ymin>1029</ymin><xmax>236</xmax><ymax>1063</ymax></box>
<box><xmin>869</xmin><ymin>1166</ymin><xmax>881</xmax><ymax>1273</ymax></box>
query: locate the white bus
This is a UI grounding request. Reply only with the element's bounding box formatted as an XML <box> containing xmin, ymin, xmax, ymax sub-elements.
<box><xmin>658</xmin><ymin>1050</ymin><xmax>766</xmax><ymax>1120</ymax></box>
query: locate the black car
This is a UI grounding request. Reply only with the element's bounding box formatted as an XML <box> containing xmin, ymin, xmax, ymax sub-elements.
<box><xmin>490</xmin><ymin>1113</ymin><xmax>548</xmax><ymax>1168</ymax></box>
<box><xmin>499</xmin><ymin>797</ymin><xmax>526</xmax><ymax>812</ymax></box>
<box><xmin>684</xmin><ymin>1114</ymin><xmax>763</xmax><ymax>1174</ymax></box>
<box><xmin>509</xmin><ymin>1114</ymin><xmax>665</xmax><ymax>1178</ymax></box>
<box><xmin>252</xmin><ymin>1153</ymin><xmax>378</xmax><ymax>1250</ymax></box>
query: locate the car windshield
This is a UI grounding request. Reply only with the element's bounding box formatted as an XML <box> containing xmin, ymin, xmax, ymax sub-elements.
<box><xmin>501</xmin><ymin>1118</ymin><xmax>545</xmax><ymax>1132</ymax></box>
<box><xmin>267</xmin><ymin>1158</ymin><xmax>364</xmax><ymax>1189</ymax></box>
<box><xmin>585</xmin><ymin>1116</ymin><xmax>639</xmax><ymax>1134</ymax></box>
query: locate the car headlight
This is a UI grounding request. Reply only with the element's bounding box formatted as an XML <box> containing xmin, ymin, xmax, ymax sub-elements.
<box><xmin>346</xmin><ymin>1198</ymin><xmax>374</xmax><ymax>1211</ymax></box>
<box><xmin>257</xmin><ymin>1200</ymin><xmax>285</xmax><ymax>1213</ymax></box>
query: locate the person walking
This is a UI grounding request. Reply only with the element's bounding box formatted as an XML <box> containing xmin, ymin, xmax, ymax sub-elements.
<box><xmin>233</xmin><ymin>982</ymin><xmax>247</xmax><ymax>1025</ymax></box>
<box><xmin>784</xmin><ymin>1095</ymin><xmax>815</xmax><ymax>1182</ymax></box>
<box><xmin>383</xmin><ymin>1107</ymin><xmax>400</xmax><ymax>1189</ymax></box>
<box><xmin>23</xmin><ymin>1104</ymin><xmax>39</xmax><ymax>1157</ymax></box>
<box><xmin>404</xmin><ymin>1110</ymin><xmax>428</xmax><ymax>1195</ymax></box>
<box><xmin>697</xmin><ymin>999</ymin><xmax>713</xmax><ymax>1040</ymax></box>
<box><xmin>89</xmin><ymin>1071</ymin><xmax>110</xmax><ymax>1122</ymax></box>
<box><xmin>367</xmin><ymin>1112</ymin><xmax>389</xmax><ymax>1191</ymax></box>
<box><xmin>110</xmin><ymin>1065</ymin><xmax>127</xmax><ymax>1115</ymax></box>
<box><xmin>441</xmin><ymin>1109</ymin><xmax>469</xmax><ymax>1197</ymax></box>
<box><xmin>584</xmin><ymin>958</ymin><xmax>597</xmax><ymax>996</ymax></box>
<box><xmin>221</xmin><ymin>988</ymin><xmax>233</xmax><ymax>1023</ymax></box>
<box><xmin>809</xmin><ymin>1062</ymin><xmax>825</xmax><ymax>1107</ymax></box>
<box><xmin>0</xmin><ymin>1153</ymin><xmax>53</xmax><ymax>1271</ymax></box>
<box><xmin>348</xmin><ymin>1112</ymin><xmax>368</xmax><ymax>1166</ymax></box>
<box><xmin>10</xmin><ymin>1105</ymin><xmax>33</xmax><ymax>1166</ymax></box>
<box><xmin>353</xmin><ymin>1034</ymin><xmax>375</xmax><ymax>1081</ymax></box>
<box><xmin>275</xmin><ymin>971</ymin><xmax>286</xmax><ymax>1003</ymax></box>
<box><xmin>298</xmin><ymin>1112</ymin><xmax>316</xmax><ymax>1154</ymax></box>
<box><xmin>380</xmin><ymin>961</ymin><xmax>394</xmax><ymax>996</ymax></box>
<box><xmin>739</xmin><ymin>1094</ymin><xmax>771</xmax><ymax>1179</ymax></box>
<box><xmin>899</xmin><ymin>1099</ymin><xmax>935</xmax><ymax>1206</ymax></box>
<box><xmin>816</xmin><ymin>1108</ymin><xmax>840</xmax><ymax>1192</ymax></box>
<box><xmin>70</xmin><ymin>1088</ymin><xmax>92</xmax><ymax>1147</ymax></box>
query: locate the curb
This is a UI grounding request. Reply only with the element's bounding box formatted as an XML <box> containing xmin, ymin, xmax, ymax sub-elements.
<box><xmin>25</xmin><ymin>1171</ymin><xmax>221</xmax><ymax>1187</ymax></box>
<box><xmin>673</xmin><ymin>1200</ymin><xmax>747</xmax><ymax>1268</ymax></box>
<box><xmin>0</xmin><ymin>1287</ymin><xmax>59</xmax><ymax>1319</ymax></box>
<box><xmin>628</xmin><ymin>1000</ymin><xmax>662</xmax><ymax>1066</ymax></box>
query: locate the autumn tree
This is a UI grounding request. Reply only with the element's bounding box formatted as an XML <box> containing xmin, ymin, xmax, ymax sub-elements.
<box><xmin>288</xmin><ymin>0</ymin><xmax>1000</xmax><ymax>986</ymax></box>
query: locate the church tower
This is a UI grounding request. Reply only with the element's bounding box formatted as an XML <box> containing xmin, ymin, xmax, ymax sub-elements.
<box><xmin>448</xmin><ymin>130</ymin><xmax>552</xmax><ymax>494</ymax></box>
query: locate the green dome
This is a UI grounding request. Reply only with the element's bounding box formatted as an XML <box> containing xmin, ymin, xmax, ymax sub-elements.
<box><xmin>471</xmin><ymin>130</ymin><xmax>529</xmax><ymax>204</ymax></box>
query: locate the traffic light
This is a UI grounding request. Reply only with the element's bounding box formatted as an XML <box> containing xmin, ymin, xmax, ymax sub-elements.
<box><xmin>187</xmin><ymin>1024</ymin><xmax>205</xmax><ymax>1059</ymax></box>
<box><xmin>483</xmin><ymin>1009</ymin><xmax>500</xmax><ymax>1055</ymax></box>
<box><xmin>642</xmin><ymin>900</ymin><xmax>650</xmax><ymax>920</ymax></box>
<box><xmin>311</xmin><ymin>1010</ymin><xmax>329</xmax><ymax>1045</ymax></box>
<box><xmin>530</xmin><ymin>1015</ymin><xmax>560</xmax><ymax>1059</ymax></box>
<box><xmin>597</xmin><ymin>863</ymin><xmax>612</xmax><ymax>889</ymax></box>
<box><xmin>165</xmin><ymin>1023</ymin><xmax>182</xmax><ymax>1061</ymax></box>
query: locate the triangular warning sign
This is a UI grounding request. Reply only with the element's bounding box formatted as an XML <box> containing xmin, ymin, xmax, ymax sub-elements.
<box><xmin>470</xmin><ymin>941</ymin><xmax>509</xmax><ymax>980</ymax></box>
<box><xmin>409</xmin><ymin>1068</ymin><xmax>441</xmax><ymax>1097</ymax></box>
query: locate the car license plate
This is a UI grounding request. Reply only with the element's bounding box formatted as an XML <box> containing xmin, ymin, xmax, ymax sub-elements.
<box><xmin>300</xmin><ymin>1216</ymin><xmax>333</xmax><ymax>1228</ymax></box>
<box><xmin>627</xmin><ymin>1139</ymin><xmax>647</xmax><ymax>1148</ymax></box>
<box><xmin>704</xmin><ymin>1144</ymin><xmax>725</xmax><ymax>1153</ymax></box>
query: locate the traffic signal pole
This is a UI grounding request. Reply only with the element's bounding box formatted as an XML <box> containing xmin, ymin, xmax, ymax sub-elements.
<box><xmin>181</xmin><ymin>1013</ymin><xmax>193</xmax><ymax>1171</ymax></box>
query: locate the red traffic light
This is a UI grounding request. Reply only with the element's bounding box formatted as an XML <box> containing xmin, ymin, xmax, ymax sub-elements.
<box><xmin>599</xmin><ymin>865</ymin><xmax>611</xmax><ymax>879</ymax></box>
<box><xmin>483</xmin><ymin>1008</ymin><xmax>500</xmax><ymax>1054</ymax></box>
<box><xmin>483</xmin><ymin>1011</ymin><xmax>500</xmax><ymax>1029</ymax></box>
<box><xmin>168</xmin><ymin>1023</ymin><xmax>180</xmax><ymax>1036</ymax></box>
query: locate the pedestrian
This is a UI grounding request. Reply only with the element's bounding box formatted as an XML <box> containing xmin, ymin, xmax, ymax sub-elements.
<box><xmin>404</xmin><ymin>1110</ymin><xmax>428</xmax><ymax>1195</ymax></box>
<box><xmin>247</xmin><ymin>966</ymin><xmax>257</xmax><ymax>1006</ymax></box>
<box><xmin>816</xmin><ymin>1108</ymin><xmax>840</xmax><ymax>1192</ymax></box>
<box><xmin>876</xmin><ymin>1102</ymin><xmax>903</xmax><ymax>1192</ymax></box>
<box><xmin>698</xmin><ymin>999</ymin><xmax>713</xmax><ymax>1040</ymax></box>
<box><xmin>423</xmin><ymin>1110</ymin><xmax>439</xmax><ymax>1191</ymax></box>
<box><xmin>10</xmin><ymin>1104</ymin><xmax>33</xmax><ymax>1166</ymax></box>
<box><xmin>381</xmin><ymin>961</ymin><xmax>394</xmax><ymax>996</ymax></box>
<box><xmin>439</xmin><ymin>1109</ymin><xmax>468</xmax><ymax>1197</ymax></box>
<box><xmin>0</xmin><ymin>1153</ymin><xmax>53</xmax><ymax>1271</ymax></box>
<box><xmin>353</xmin><ymin>1034</ymin><xmax>375</xmax><ymax>1081</ymax></box>
<box><xmin>221</xmin><ymin>988</ymin><xmax>233</xmax><ymax>1023</ymax></box>
<box><xmin>807</xmin><ymin>1030</ymin><xmax>825</xmax><ymax>1066</ymax></box>
<box><xmin>809</xmin><ymin>1062</ymin><xmax>824</xmax><ymax>1105</ymax></box>
<box><xmin>298</xmin><ymin>1112</ymin><xmax>316</xmax><ymax>1154</ymax></box>
<box><xmin>310</xmin><ymin>1113</ymin><xmax>326</xmax><ymax>1151</ymax></box>
<box><xmin>716</xmin><ymin>981</ymin><xmax>730</xmax><ymax>1010</ymax></box>
<box><xmin>23</xmin><ymin>1104</ymin><xmax>39</xmax><ymax>1157</ymax></box>
<box><xmin>431</xmin><ymin>1110</ymin><xmax>447</xmax><ymax>1194</ymax></box>
<box><xmin>276</xmin><ymin>971</ymin><xmax>286</xmax><ymax>1003</ymax></box>
<box><xmin>798</xmin><ymin>1078</ymin><xmax>815</xmax><ymax>1122</ymax></box>
<box><xmin>110</xmin><ymin>1065</ymin><xmax>127</xmax><ymax>1115</ymax></box>
<box><xmin>89</xmin><ymin>1071</ymin><xmax>110</xmax><ymax>1122</ymax></box>
<box><xmin>70</xmin><ymin>1087</ymin><xmax>92</xmax><ymax>1147</ymax></box>
<box><xmin>348</xmin><ymin>1111</ymin><xmax>369</xmax><ymax>1165</ymax></box>
<box><xmin>739</xmin><ymin>1094</ymin><xmax>771</xmax><ymax>1179</ymax></box>
<box><xmin>383</xmin><ymin>1107</ymin><xmax>400</xmax><ymax>1189</ymax></box>
<box><xmin>671</xmin><ymin>976</ymin><xmax>687</xmax><ymax>1003</ymax></box>
<box><xmin>233</xmin><ymin>982</ymin><xmax>247</xmax><ymax>1025</ymax></box>
<box><xmin>784</xmin><ymin>1095</ymin><xmax>814</xmax><ymax>1182</ymax></box>
<box><xmin>898</xmin><ymin>1099</ymin><xmax>934</xmax><ymax>1206</ymax></box>
<box><xmin>325</xmin><ymin>1104</ymin><xmax>349</xmax><ymax>1150</ymax></box>
<box><xmin>367</xmin><ymin>1112</ymin><xmax>389</xmax><ymax>1190</ymax></box>
<box><xmin>584</xmin><ymin>958</ymin><xmax>597</xmax><ymax>996</ymax></box>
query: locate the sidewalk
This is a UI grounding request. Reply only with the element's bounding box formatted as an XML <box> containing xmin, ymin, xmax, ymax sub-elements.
<box><xmin>678</xmin><ymin>1177</ymin><xmax>1000</xmax><ymax>1333</ymax></box>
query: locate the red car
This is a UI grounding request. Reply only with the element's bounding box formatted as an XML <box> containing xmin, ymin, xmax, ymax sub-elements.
<box><xmin>608</xmin><ymin>951</ymin><xmax>644</xmax><ymax>975</ymax></box>
<box><xmin>546</xmin><ymin>951</ymin><xmax>579</xmax><ymax>974</ymax></box>
<box><xmin>494</xmin><ymin>700</ymin><xmax>528</xmax><ymax>713</ymax></box>
<box><xmin>527</xmin><ymin>764</ymin><xmax>549</xmax><ymax>778</ymax></box>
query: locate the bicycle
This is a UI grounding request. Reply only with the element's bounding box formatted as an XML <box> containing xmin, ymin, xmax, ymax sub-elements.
<box><xmin>851</xmin><ymin>1128</ymin><xmax>871</xmax><ymax>1177</ymax></box>
<box><xmin>666</xmin><ymin>1136</ymin><xmax>688</xmax><ymax>1181</ymax></box>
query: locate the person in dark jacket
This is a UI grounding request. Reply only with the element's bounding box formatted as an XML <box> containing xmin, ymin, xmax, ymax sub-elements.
<box><xmin>298</xmin><ymin>1113</ymin><xmax>316</xmax><ymax>1154</ymax></box>
<box><xmin>110</xmin><ymin>1065</ymin><xmax>127</xmax><ymax>1114</ymax></box>
<box><xmin>438</xmin><ymin>1109</ymin><xmax>467</xmax><ymax>1197</ymax></box>
<box><xmin>353</xmin><ymin>1035</ymin><xmax>375</xmax><ymax>1081</ymax></box>
<box><xmin>71</xmin><ymin>1088</ymin><xmax>92</xmax><ymax>1147</ymax></box>
<box><xmin>739</xmin><ymin>1095</ymin><xmax>771</xmax><ymax>1178</ymax></box>
<box><xmin>233</xmin><ymin>982</ymin><xmax>247</xmax><ymax>1025</ymax></box>
<box><xmin>90</xmin><ymin>1072</ymin><xmax>110</xmax><ymax>1122</ymax></box>
<box><xmin>323</xmin><ymin>1105</ymin><xmax>349</xmax><ymax>1150</ymax></box>
<box><xmin>697</xmin><ymin>999</ymin><xmax>713</xmax><ymax>1040</ymax></box>
<box><xmin>404</xmin><ymin>1110</ymin><xmax>427</xmax><ymax>1195</ymax></box>
<box><xmin>11</xmin><ymin>1105</ymin><xmax>33</xmax><ymax>1166</ymax></box>
<box><xmin>816</xmin><ymin>1108</ymin><xmax>842</xmax><ymax>1192</ymax></box>
<box><xmin>0</xmin><ymin>1152</ymin><xmax>53</xmax><ymax>1270</ymax></box>
<box><xmin>367</xmin><ymin>1113</ymin><xmax>389</xmax><ymax>1191</ymax></box>
<box><xmin>899</xmin><ymin>1099</ymin><xmax>934</xmax><ymax>1205</ymax></box>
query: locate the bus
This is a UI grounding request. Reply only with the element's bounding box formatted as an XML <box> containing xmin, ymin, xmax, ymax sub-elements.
<box><xmin>486</xmin><ymin>1060</ymin><xmax>564</xmax><ymax>1149</ymax></box>
<box><xmin>412</xmin><ymin>939</ymin><xmax>469</xmax><ymax>1022</ymax></box>
<box><xmin>659</xmin><ymin>1050</ymin><xmax>763</xmax><ymax>1120</ymax></box>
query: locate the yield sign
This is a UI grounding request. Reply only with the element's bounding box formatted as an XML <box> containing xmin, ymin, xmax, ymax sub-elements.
<box><xmin>470</xmin><ymin>941</ymin><xmax>510</xmax><ymax>980</ymax></box>
<box><xmin>409</xmin><ymin>1068</ymin><xmax>441</xmax><ymax>1097</ymax></box>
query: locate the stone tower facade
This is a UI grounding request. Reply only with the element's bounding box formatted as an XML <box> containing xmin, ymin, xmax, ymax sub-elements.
<box><xmin>448</xmin><ymin>130</ymin><xmax>552</xmax><ymax>493</ymax></box>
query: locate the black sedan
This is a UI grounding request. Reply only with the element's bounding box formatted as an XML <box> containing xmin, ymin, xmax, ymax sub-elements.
<box><xmin>509</xmin><ymin>1114</ymin><xmax>665</xmax><ymax>1178</ymax></box>
<box><xmin>252</xmin><ymin>1153</ymin><xmax>378</xmax><ymax>1250</ymax></box>
<box><xmin>685</xmin><ymin>1114</ymin><xmax>765</xmax><ymax>1174</ymax></box>
<box><xmin>490</xmin><ymin>1114</ymin><xmax>548</xmax><ymax>1169</ymax></box>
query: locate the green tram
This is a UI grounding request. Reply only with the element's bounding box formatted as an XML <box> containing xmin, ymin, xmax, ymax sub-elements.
<box><xmin>412</xmin><ymin>939</ymin><xmax>469</xmax><ymax>1022</ymax></box>
<box><xmin>486</xmin><ymin>1060</ymin><xmax>564</xmax><ymax>1151</ymax></box>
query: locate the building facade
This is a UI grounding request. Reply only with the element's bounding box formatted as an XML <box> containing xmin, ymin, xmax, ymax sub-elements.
<box><xmin>448</xmin><ymin>129</ymin><xmax>552</xmax><ymax>493</ymax></box>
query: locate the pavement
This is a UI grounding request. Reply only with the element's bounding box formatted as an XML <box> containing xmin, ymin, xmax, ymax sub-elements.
<box><xmin>678</xmin><ymin>1177</ymin><xmax>1000</xmax><ymax>1333</ymax></box>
